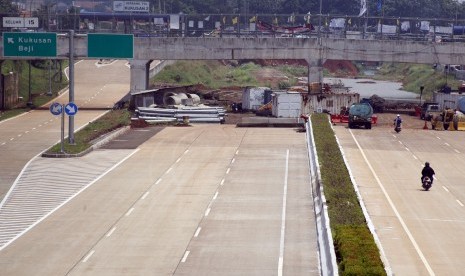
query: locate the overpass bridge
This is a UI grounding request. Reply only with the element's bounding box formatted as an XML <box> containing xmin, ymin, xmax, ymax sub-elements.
<box><xmin>2</xmin><ymin>34</ymin><xmax>465</xmax><ymax>93</ymax></box>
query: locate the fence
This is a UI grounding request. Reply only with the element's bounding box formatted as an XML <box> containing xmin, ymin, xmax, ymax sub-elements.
<box><xmin>3</xmin><ymin>12</ymin><xmax>465</xmax><ymax>42</ymax></box>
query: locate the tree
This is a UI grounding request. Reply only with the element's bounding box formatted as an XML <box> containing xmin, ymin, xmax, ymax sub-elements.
<box><xmin>0</xmin><ymin>0</ymin><xmax>19</xmax><ymax>14</ymax></box>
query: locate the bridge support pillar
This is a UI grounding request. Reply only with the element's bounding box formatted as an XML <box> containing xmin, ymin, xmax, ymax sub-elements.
<box><xmin>306</xmin><ymin>58</ymin><xmax>324</xmax><ymax>92</ymax></box>
<box><xmin>130</xmin><ymin>59</ymin><xmax>151</xmax><ymax>93</ymax></box>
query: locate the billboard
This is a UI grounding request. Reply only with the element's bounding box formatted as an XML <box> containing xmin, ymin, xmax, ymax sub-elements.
<box><xmin>3</xmin><ymin>17</ymin><xmax>38</xmax><ymax>28</ymax></box>
<box><xmin>113</xmin><ymin>1</ymin><xmax>149</xmax><ymax>12</ymax></box>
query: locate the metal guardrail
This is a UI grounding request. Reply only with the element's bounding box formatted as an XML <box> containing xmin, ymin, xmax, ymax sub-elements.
<box><xmin>305</xmin><ymin>117</ymin><xmax>338</xmax><ymax>276</ymax></box>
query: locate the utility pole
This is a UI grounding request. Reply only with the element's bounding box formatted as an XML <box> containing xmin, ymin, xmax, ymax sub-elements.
<box><xmin>27</xmin><ymin>61</ymin><xmax>33</xmax><ymax>107</ymax></box>
<box><xmin>68</xmin><ymin>30</ymin><xmax>75</xmax><ymax>144</ymax></box>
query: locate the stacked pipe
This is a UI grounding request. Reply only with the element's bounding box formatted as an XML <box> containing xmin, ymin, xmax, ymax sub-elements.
<box><xmin>136</xmin><ymin>106</ymin><xmax>226</xmax><ymax>123</ymax></box>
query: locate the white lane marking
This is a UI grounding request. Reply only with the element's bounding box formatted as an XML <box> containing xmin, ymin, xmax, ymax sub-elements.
<box><xmin>166</xmin><ymin>167</ymin><xmax>173</xmax><ymax>174</ymax></box>
<box><xmin>141</xmin><ymin>191</ymin><xmax>149</xmax><ymax>200</ymax></box>
<box><xmin>405</xmin><ymin>147</ymin><xmax>410</xmax><ymax>152</ymax></box>
<box><xmin>220</xmin><ymin>179</ymin><xmax>225</xmax><ymax>185</ymax></box>
<box><xmin>176</xmin><ymin>158</ymin><xmax>181</xmax><ymax>163</ymax></box>
<box><xmin>236</xmin><ymin>150</ymin><xmax>239</xmax><ymax>155</ymax></box>
<box><xmin>226</xmin><ymin>168</ymin><xmax>230</xmax><ymax>174</ymax></box>
<box><xmin>398</xmin><ymin>141</ymin><xmax>403</xmax><ymax>145</ymax></box>
<box><xmin>457</xmin><ymin>200</ymin><xmax>464</xmax><ymax>207</ymax></box>
<box><xmin>10</xmin><ymin>138</ymin><xmax>14</xmax><ymax>141</ymax></box>
<box><xmin>213</xmin><ymin>191</ymin><xmax>218</xmax><ymax>200</ymax></box>
<box><xmin>106</xmin><ymin>227</ymin><xmax>116</xmax><ymax>237</ymax></box>
<box><xmin>32</xmin><ymin>127</ymin><xmax>36</xmax><ymax>130</ymax></box>
<box><xmin>155</xmin><ymin>178</ymin><xmax>162</xmax><ymax>185</ymax></box>
<box><xmin>181</xmin><ymin>251</ymin><xmax>190</xmax><ymax>262</ymax></box>
<box><xmin>25</xmin><ymin>131</ymin><xmax>29</xmax><ymax>134</ymax></box>
<box><xmin>0</xmin><ymin>149</ymin><xmax>140</xmax><ymax>253</ymax></box>
<box><xmin>38</xmin><ymin>125</ymin><xmax>42</xmax><ymax>127</ymax></box>
<box><xmin>436</xmin><ymin>136</ymin><xmax>441</xmax><ymax>140</ymax></box>
<box><xmin>455</xmin><ymin>149</ymin><xmax>461</xmax><ymax>154</ymax></box>
<box><xmin>44</xmin><ymin>121</ymin><xmax>48</xmax><ymax>125</ymax></box>
<box><xmin>393</xmin><ymin>135</ymin><xmax>397</xmax><ymax>138</ymax></box>
<box><xmin>349</xmin><ymin>130</ymin><xmax>435</xmax><ymax>276</ymax></box>
<box><xmin>82</xmin><ymin>250</ymin><xmax>95</xmax><ymax>263</ymax></box>
<box><xmin>442</xmin><ymin>186</ymin><xmax>450</xmax><ymax>193</ymax></box>
<box><xmin>184</xmin><ymin>149</ymin><xmax>189</xmax><ymax>154</ymax></box>
<box><xmin>205</xmin><ymin>208</ymin><xmax>211</xmax><ymax>217</ymax></box>
<box><xmin>17</xmin><ymin>134</ymin><xmax>22</xmax><ymax>137</ymax></box>
<box><xmin>194</xmin><ymin>227</ymin><xmax>201</xmax><ymax>237</ymax></box>
<box><xmin>278</xmin><ymin>149</ymin><xmax>290</xmax><ymax>276</ymax></box>
<box><xmin>231</xmin><ymin>158</ymin><xmax>235</xmax><ymax>164</ymax></box>
<box><xmin>1</xmin><ymin>142</ymin><xmax>5</xmax><ymax>146</ymax></box>
<box><xmin>413</xmin><ymin>155</ymin><xmax>418</xmax><ymax>160</ymax></box>
<box><xmin>125</xmin><ymin>207</ymin><xmax>135</xmax><ymax>216</ymax></box>
<box><xmin>445</xmin><ymin>143</ymin><xmax>450</xmax><ymax>147</ymax></box>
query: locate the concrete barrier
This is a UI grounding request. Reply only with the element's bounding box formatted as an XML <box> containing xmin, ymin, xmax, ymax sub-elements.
<box><xmin>305</xmin><ymin>118</ymin><xmax>338</xmax><ymax>276</ymax></box>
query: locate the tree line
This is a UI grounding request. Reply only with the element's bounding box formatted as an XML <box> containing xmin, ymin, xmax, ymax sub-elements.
<box><xmin>1</xmin><ymin>0</ymin><xmax>464</xmax><ymax>20</ymax></box>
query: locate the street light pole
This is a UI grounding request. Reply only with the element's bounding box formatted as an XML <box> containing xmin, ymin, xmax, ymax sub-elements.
<box><xmin>420</xmin><ymin>86</ymin><xmax>424</xmax><ymax>105</ymax></box>
<box><xmin>318</xmin><ymin>0</ymin><xmax>322</xmax><ymax>38</ymax></box>
<box><xmin>27</xmin><ymin>60</ymin><xmax>32</xmax><ymax>107</ymax></box>
<box><xmin>47</xmin><ymin>60</ymin><xmax>52</xmax><ymax>96</ymax></box>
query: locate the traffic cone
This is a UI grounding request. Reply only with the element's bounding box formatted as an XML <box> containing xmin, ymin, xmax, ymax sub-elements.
<box><xmin>423</xmin><ymin>120</ymin><xmax>428</xmax><ymax>130</ymax></box>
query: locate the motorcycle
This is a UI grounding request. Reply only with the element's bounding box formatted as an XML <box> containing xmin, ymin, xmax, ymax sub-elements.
<box><xmin>394</xmin><ymin>126</ymin><xmax>401</xmax><ymax>133</ymax></box>
<box><xmin>422</xmin><ymin>176</ymin><xmax>432</xmax><ymax>191</ymax></box>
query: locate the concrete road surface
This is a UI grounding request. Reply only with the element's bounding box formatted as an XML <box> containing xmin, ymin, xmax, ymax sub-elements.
<box><xmin>0</xmin><ymin>125</ymin><xmax>319</xmax><ymax>275</ymax></box>
<box><xmin>0</xmin><ymin>60</ymin><xmax>130</xmax><ymax>201</ymax></box>
<box><xmin>334</xmin><ymin>125</ymin><xmax>465</xmax><ymax>275</ymax></box>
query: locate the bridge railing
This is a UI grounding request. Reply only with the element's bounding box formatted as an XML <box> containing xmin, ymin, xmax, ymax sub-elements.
<box><xmin>2</xmin><ymin>12</ymin><xmax>465</xmax><ymax>42</ymax></box>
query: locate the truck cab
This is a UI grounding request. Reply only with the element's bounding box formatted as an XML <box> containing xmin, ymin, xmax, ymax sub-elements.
<box><xmin>420</xmin><ymin>102</ymin><xmax>440</xmax><ymax>120</ymax></box>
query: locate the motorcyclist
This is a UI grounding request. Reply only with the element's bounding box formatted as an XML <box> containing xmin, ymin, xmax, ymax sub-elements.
<box><xmin>421</xmin><ymin>162</ymin><xmax>435</xmax><ymax>184</ymax></box>
<box><xmin>393</xmin><ymin>114</ymin><xmax>402</xmax><ymax>129</ymax></box>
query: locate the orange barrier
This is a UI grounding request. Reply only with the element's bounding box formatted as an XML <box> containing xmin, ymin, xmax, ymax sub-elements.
<box><xmin>330</xmin><ymin>114</ymin><xmax>349</xmax><ymax>124</ymax></box>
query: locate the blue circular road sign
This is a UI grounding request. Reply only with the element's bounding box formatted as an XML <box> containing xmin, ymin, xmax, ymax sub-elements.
<box><xmin>49</xmin><ymin>102</ymin><xmax>62</xmax><ymax>116</ymax></box>
<box><xmin>65</xmin><ymin>102</ymin><xmax>78</xmax><ymax>116</ymax></box>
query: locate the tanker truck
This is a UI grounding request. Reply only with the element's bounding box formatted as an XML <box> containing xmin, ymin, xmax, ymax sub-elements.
<box><xmin>348</xmin><ymin>102</ymin><xmax>374</xmax><ymax>129</ymax></box>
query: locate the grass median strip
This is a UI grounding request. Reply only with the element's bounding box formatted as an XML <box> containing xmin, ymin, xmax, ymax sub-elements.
<box><xmin>311</xmin><ymin>113</ymin><xmax>386</xmax><ymax>275</ymax></box>
<box><xmin>47</xmin><ymin>110</ymin><xmax>131</xmax><ymax>155</ymax></box>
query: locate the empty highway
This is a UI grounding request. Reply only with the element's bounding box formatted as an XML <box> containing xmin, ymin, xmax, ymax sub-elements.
<box><xmin>0</xmin><ymin>125</ymin><xmax>319</xmax><ymax>275</ymax></box>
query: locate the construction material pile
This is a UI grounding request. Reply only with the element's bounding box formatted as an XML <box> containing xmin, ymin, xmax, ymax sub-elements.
<box><xmin>136</xmin><ymin>106</ymin><xmax>226</xmax><ymax>124</ymax></box>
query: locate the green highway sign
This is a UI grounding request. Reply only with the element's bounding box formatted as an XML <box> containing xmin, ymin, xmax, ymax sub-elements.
<box><xmin>3</xmin><ymin>32</ymin><xmax>57</xmax><ymax>57</ymax></box>
<box><xmin>88</xmin><ymin>34</ymin><xmax>134</xmax><ymax>59</ymax></box>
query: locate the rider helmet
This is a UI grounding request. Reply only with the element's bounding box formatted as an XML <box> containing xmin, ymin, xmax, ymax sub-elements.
<box><xmin>425</xmin><ymin>162</ymin><xmax>430</xmax><ymax>167</ymax></box>
<box><xmin>397</xmin><ymin>114</ymin><xmax>400</xmax><ymax>117</ymax></box>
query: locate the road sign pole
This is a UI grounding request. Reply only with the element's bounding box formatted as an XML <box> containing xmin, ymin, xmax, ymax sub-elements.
<box><xmin>68</xmin><ymin>30</ymin><xmax>75</xmax><ymax>145</ymax></box>
<box><xmin>61</xmin><ymin>104</ymin><xmax>65</xmax><ymax>153</ymax></box>
<box><xmin>27</xmin><ymin>61</ymin><xmax>33</xmax><ymax>107</ymax></box>
<box><xmin>47</xmin><ymin>60</ymin><xmax>52</xmax><ymax>96</ymax></box>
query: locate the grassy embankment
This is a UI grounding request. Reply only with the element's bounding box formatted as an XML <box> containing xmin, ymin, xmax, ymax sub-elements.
<box><xmin>312</xmin><ymin>113</ymin><xmax>386</xmax><ymax>275</ymax></box>
<box><xmin>372</xmin><ymin>63</ymin><xmax>461</xmax><ymax>100</ymax></box>
<box><xmin>151</xmin><ymin>60</ymin><xmax>307</xmax><ymax>89</ymax></box>
<box><xmin>0</xmin><ymin>60</ymin><xmax>68</xmax><ymax>121</ymax></box>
